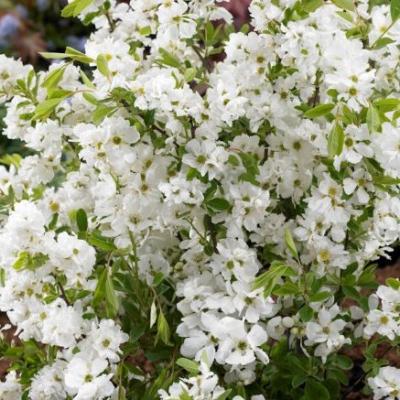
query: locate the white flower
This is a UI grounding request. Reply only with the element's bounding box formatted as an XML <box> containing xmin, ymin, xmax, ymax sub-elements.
<box><xmin>88</xmin><ymin>319</ymin><xmax>129</xmax><ymax>363</ymax></box>
<box><xmin>0</xmin><ymin>371</ymin><xmax>23</xmax><ymax>400</ymax></box>
<box><xmin>64</xmin><ymin>356</ymin><xmax>114</xmax><ymax>400</ymax></box>
<box><xmin>373</xmin><ymin>122</ymin><xmax>400</xmax><ymax>177</ymax></box>
<box><xmin>305</xmin><ymin>305</ymin><xmax>350</xmax><ymax>361</ymax></box>
<box><xmin>364</xmin><ymin>309</ymin><xmax>400</xmax><ymax>340</ymax></box>
<box><xmin>369</xmin><ymin>366</ymin><xmax>400</xmax><ymax>400</ymax></box>
<box><xmin>29</xmin><ymin>361</ymin><xmax>67</xmax><ymax>400</ymax></box>
<box><xmin>202</xmin><ymin>314</ymin><xmax>269</xmax><ymax>366</ymax></box>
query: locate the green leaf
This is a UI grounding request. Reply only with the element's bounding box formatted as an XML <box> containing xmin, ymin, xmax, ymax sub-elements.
<box><xmin>372</xmin><ymin>37</ymin><xmax>396</xmax><ymax>49</ymax></box>
<box><xmin>358</xmin><ymin>264</ymin><xmax>378</xmax><ymax>288</ymax></box>
<box><xmin>12</xmin><ymin>251</ymin><xmax>30</xmax><ymax>271</ymax></box>
<box><xmin>158</xmin><ymin>49</ymin><xmax>181</xmax><ymax>69</ymax></box>
<box><xmin>331</xmin><ymin>0</ymin><xmax>355</xmax><ymax>11</ymax></box>
<box><xmin>82</xmin><ymin>92</ymin><xmax>99</xmax><ymax>105</ymax></box>
<box><xmin>216</xmin><ymin>390</ymin><xmax>232</xmax><ymax>400</ymax></box>
<box><xmin>41</xmin><ymin>66</ymin><xmax>66</xmax><ymax>90</ymax></box>
<box><xmin>139</xmin><ymin>26</ymin><xmax>152</xmax><ymax>36</ymax></box>
<box><xmin>65</xmin><ymin>47</ymin><xmax>94</xmax><ymax>64</ymax></box>
<box><xmin>206</xmin><ymin>198</ymin><xmax>231</xmax><ymax>212</ymax></box>
<box><xmin>40</xmin><ymin>52</ymin><xmax>68</xmax><ymax>60</ymax></box>
<box><xmin>179</xmin><ymin>392</ymin><xmax>192</xmax><ymax>400</ymax></box>
<box><xmin>13</xmin><ymin>251</ymin><xmax>49</xmax><ymax>271</ymax></box>
<box><xmin>327</xmin><ymin>123</ymin><xmax>344</xmax><ymax>158</ymax></box>
<box><xmin>333</xmin><ymin>355</ymin><xmax>353</xmax><ymax>370</ymax></box>
<box><xmin>273</xmin><ymin>281</ymin><xmax>299</xmax><ymax>295</ymax></box>
<box><xmin>227</xmin><ymin>154</ymin><xmax>240</xmax><ymax>166</ymax></box>
<box><xmin>93</xmin><ymin>268</ymin><xmax>107</xmax><ymax>306</ymax></box>
<box><xmin>301</xmin><ymin>0</ymin><xmax>324</xmax><ymax>12</ymax></box>
<box><xmin>105</xmin><ymin>270</ymin><xmax>119</xmax><ymax>317</ymax></box>
<box><xmin>61</xmin><ymin>0</ymin><xmax>93</xmax><ymax>17</ymax></box>
<box><xmin>372</xmin><ymin>174</ymin><xmax>400</xmax><ymax>185</ymax></box>
<box><xmin>76</xmin><ymin>208</ymin><xmax>88</xmax><ymax>232</ymax></box>
<box><xmin>309</xmin><ymin>291</ymin><xmax>331</xmax><ymax>302</ymax></box>
<box><xmin>176</xmin><ymin>358</ymin><xmax>199</xmax><ymax>375</ymax></box>
<box><xmin>184</xmin><ymin>67</ymin><xmax>197</xmax><ymax>82</ymax></box>
<box><xmin>238</xmin><ymin>152</ymin><xmax>260</xmax><ymax>184</ymax></box>
<box><xmin>386</xmin><ymin>277</ymin><xmax>400</xmax><ymax>289</ymax></box>
<box><xmin>284</xmin><ymin>228</ymin><xmax>298</xmax><ymax>258</ymax></box>
<box><xmin>367</xmin><ymin>104</ymin><xmax>381</xmax><ymax>133</ymax></box>
<box><xmin>0</xmin><ymin>268</ymin><xmax>5</xmax><ymax>287</ymax></box>
<box><xmin>343</xmin><ymin>285</ymin><xmax>369</xmax><ymax>311</ymax></box>
<box><xmin>336</xmin><ymin>10</ymin><xmax>354</xmax><ymax>22</ymax></box>
<box><xmin>0</xmin><ymin>153</ymin><xmax>22</xmax><ymax>168</ymax></box>
<box><xmin>292</xmin><ymin>374</ymin><xmax>307</xmax><ymax>388</ymax></box>
<box><xmin>157</xmin><ymin>310</ymin><xmax>172</xmax><ymax>346</ymax></box>
<box><xmin>391</xmin><ymin>0</ymin><xmax>400</xmax><ymax>21</ymax></box>
<box><xmin>96</xmin><ymin>55</ymin><xmax>111</xmax><ymax>78</ymax></box>
<box><xmin>304</xmin><ymin>103</ymin><xmax>335</xmax><ymax>118</ymax></box>
<box><xmin>305</xmin><ymin>379</ymin><xmax>330</xmax><ymax>400</ymax></box>
<box><xmin>253</xmin><ymin>261</ymin><xmax>295</xmax><ymax>296</ymax></box>
<box><xmin>80</xmin><ymin>70</ymin><xmax>95</xmax><ymax>88</ymax></box>
<box><xmin>374</xmin><ymin>97</ymin><xmax>400</xmax><ymax>112</ymax></box>
<box><xmin>92</xmin><ymin>104</ymin><xmax>116</xmax><ymax>124</ymax></box>
<box><xmin>87</xmin><ymin>232</ymin><xmax>117</xmax><ymax>251</ymax></box>
<box><xmin>299</xmin><ymin>305</ymin><xmax>314</xmax><ymax>322</ymax></box>
<box><xmin>33</xmin><ymin>97</ymin><xmax>66</xmax><ymax>120</ymax></box>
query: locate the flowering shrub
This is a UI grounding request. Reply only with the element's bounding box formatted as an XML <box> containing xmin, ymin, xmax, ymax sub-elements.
<box><xmin>2</xmin><ymin>0</ymin><xmax>400</xmax><ymax>398</ymax></box>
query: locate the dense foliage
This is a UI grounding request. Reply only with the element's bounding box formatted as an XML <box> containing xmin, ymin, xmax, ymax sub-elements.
<box><xmin>2</xmin><ymin>0</ymin><xmax>400</xmax><ymax>399</ymax></box>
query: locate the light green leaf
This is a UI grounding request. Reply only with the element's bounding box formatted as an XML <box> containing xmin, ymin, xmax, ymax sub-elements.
<box><xmin>372</xmin><ymin>175</ymin><xmax>400</xmax><ymax>185</ymax></box>
<box><xmin>374</xmin><ymin>98</ymin><xmax>400</xmax><ymax>112</ymax></box>
<box><xmin>184</xmin><ymin>68</ymin><xmax>197</xmax><ymax>82</ymax></box>
<box><xmin>253</xmin><ymin>261</ymin><xmax>295</xmax><ymax>296</ymax></box>
<box><xmin>139</xmin><ymin>26</ymin><xmax>152</xmax><ymax>36</ymax></box>
<box><xmin>391</xmin><ymin>0</ymin><xmax>400</xmax><ymax>21</ymax></box>
<box><xmin>0</xmin><ymin>153</ymin><xmax>22</xmax><ymax>168</ymax></box>
<box><xmin>386</xmin><ymin>277</ymin><xmax>400</xmax><ymax>289</ymax></box>
<box><xmin>327</xmin><ymin>123</ymin><xmax>344</xmax><ymax>158</ymax></box>
<box><xmin>40</xmin><ymin>52</ymin><xmax>68</xmax><ymax>60</ymax></box>
<box><xmin>65</xmin><ymin>47</ymin><xmax>94</xmax><ymax>64</ymax></box>
<box><xmin>216</xmin><ymin>390</ymin><xmax>232</xmax><ymax>400</ymax></box>
<box><xmin>366</xmin><ymin>104</ymin><xmax>381</xmax><ymax>133</ymax></box>
<box><xmin>176</xmin><ymin>358</ymin><xmax>199</xmax><ymax>375</ymax></box>
<box><xmin>82</xmin><ymin>92</ymin><xmax>99</xmax><ymax>105</ymax></box>
<box><xmin>61</xmin><ymin>0</ymin><xmax>93</xmax><ymax>17</ymax></box>
<box><xmin>87</xmin><ymin>231</ymin><xmax>117</xmax><ymax>251</ymax></box>
<box><xmin>80</xmin><ymin>70</ymin><xmax>95</xmax><ymax>88</ymax></box>
<box><xmin>92</xmin><ymin>104</ymin><xmax>116</xmax><ymax>124</ymax></box>
<box><xmin>284</xmin><ymin>228</ymin><xmax>298</xmax><ymax>258</ymax></box>
<box><xmin>157</xmin><ymin>309</ymin><xmax>172</xmax><ymax>346</ymax></box>
<box><xmin>372</xmin><ymin>37</ymin><xmax>396</xmax><ymax>49</ymax></box>
<box><xmin>96</xmin><ymin>54</ymin><xmax>111</xmax><ymax>78</ymax></box>
<box><xmin>33</xmin><ymin>97</ymin><xmax>66</xmax><ymax>120</ymax></box>
<box><xmin>304</xmin><ymin>103</ymin><xmax>335</xmax><ymax>118</ymax></box>
<box><xmin>13</xmin><ymin>251</ymin><xmax>49</xmax><ymax>271</ymax></box>
<box><xmin>158</xmin><ymin>48</ymin><xmax>181</xmax><ymax>69</ymax></box>
<box><xmin>41</xmin><ymin>66</ymin><xmax>66</xmax><ymax>90</ymax></box>
<box><xmin>105</xmin><ymin>270</ymin><xmax>119</xmax><ymax>317</ymax></box>
<box><xmin>331</xmin><ymin>0</ymin><xmax>355</xmax><ymax>11</ymax></box>
<box><xmin>301</xmin><ymin>0</ymin><xmax>324</xmax><ymax>12</ymax></box>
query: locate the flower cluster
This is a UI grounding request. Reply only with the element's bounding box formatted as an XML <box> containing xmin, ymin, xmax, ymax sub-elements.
<box><xmin>2</xmin><ymin>0</ymin><xmax>400</xmax><ymax>398</ymax></box>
